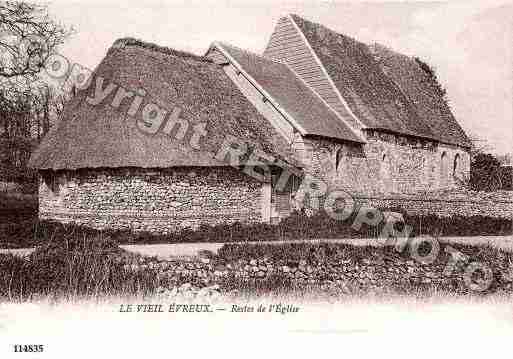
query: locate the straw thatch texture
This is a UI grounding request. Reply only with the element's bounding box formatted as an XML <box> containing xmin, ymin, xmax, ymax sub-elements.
<box><xmin>369</xmin><ymin>43</ymin><xmax>471</xmax><ymax>147</ymax></box>
<box><xmin>291</xmin><ymin>14</ymin><xmax>470</xmax><ymax>148</ymax></box>
<box><xmin>29</xmin><ymin>38</ymin><xmax>297</xmax><ymax>170</ymax></box>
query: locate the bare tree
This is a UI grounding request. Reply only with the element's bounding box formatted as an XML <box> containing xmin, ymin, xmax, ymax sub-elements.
<box><xmin>0</xmin><ymin>2</ymin><xmax>72</xmax><ymax>185</ymax></box>
<box><xmin>0</xmin><ymin>1</ymin><xmax>72</xmax><ymax>81</ymax></box>
<box><xmin>32</xmin><ymin>84</ymin><xmax>67</xmax><ymax>139</ymax></box>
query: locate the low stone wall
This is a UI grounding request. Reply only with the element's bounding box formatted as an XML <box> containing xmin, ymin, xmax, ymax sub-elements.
<box><xmin>39</xmin><ymin>167</ymin><xmax>265</xmax><ymax>233</ymax></box>
<box><xmin>133</xmin><ymin>242</ymin><xmax>513</xmax><ymax>295</ymax></box>
<box><xmin>355</xmin><ymin>190</ymin><xmax>513</xmax><ymax>219</ymax></box>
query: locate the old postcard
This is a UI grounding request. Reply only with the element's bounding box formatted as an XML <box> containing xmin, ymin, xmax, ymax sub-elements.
<box><xmin>0</xmin><ymin>0</ymin><xmax>512</xmax><ymax>358</ymax></box>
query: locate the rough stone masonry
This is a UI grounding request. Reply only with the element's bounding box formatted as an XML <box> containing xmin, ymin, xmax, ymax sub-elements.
<box><xmin>39</xmin><ymin>167</ymin><xmax>265</xmax><ymax>233</ymax></box>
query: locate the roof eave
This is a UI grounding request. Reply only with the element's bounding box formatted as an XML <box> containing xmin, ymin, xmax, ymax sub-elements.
<box><xmin>303</xmin><ymin>133</ymin><xmax>365</xmax><ymax>145</ymax></box>
<box><xmin>364</xmin><ymin>127</ymin><xmax>471</xmax><ymax>150</ymax></box>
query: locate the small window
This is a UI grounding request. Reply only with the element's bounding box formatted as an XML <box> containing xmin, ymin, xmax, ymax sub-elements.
<box><xmin>42</xmin><ymin>172</ymin><xmax>60</xmax><ymax>194</ymax></box>
<box><xmin>336</xmin><ymin>148</ymin><xmax>343</xmax><ymax>172</ymax></box>
<box><xmin>453</xmin><ymin>153</ymin><xmax>460</xmax><ymax>177</ymax></box>
<box><xmin>440</xmin><ymin>151</ymin><xmax>448</xmax><ymax>187</ymax></box>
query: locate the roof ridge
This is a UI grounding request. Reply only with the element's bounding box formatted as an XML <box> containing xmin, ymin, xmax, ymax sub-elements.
<box><xmin>112</xmin><ymin>37</ymin><xmax>212</xmax><ymax>63</ymax></box>
<box><xmin>289</xmin><ymin>13</ymin><xmax>365</xmax><ymax>47</ymax></box>
<box><xmin>287</xmin><ymin>13</ymin><xmax>367</xmax><ymax>131</ymax></box>
<box><xmin>215</xmin><ymin>41</ymin><xmax>287</xmax><ymax>64</ymax></box>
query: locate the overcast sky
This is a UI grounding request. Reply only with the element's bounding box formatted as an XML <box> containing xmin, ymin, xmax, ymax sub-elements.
<box><xmin>47</xmin><ymin>0</ymin><xmax>512</xmax><ymax>156</ymax></box>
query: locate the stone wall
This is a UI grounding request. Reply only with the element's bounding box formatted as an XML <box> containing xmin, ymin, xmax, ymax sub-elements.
<box><xmin>134</xmin><ymin>242</ymin><xmax>513</xmax><ymax>295</ymax></box>
<box><xmin>39</xmin><ymin>167</ymin><xmax>266</xmax><ymax>233</ymax></box>
<box><xmin>356</xmin><ymin>190</ymin><xmax>513</xmax><ymax>219</ymax></box>
<box><xmin>291</xmin><ymin>131</ymin><xmax>511</xmax><ymax>219</ymax></box>
<box><xmin>298</xmin><ymin>130</ymin><xmax>471</xmax><ymax>195</ymax></box>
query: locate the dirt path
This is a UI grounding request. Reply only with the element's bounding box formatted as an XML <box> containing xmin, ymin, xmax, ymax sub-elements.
<box><xmin>1</xmin><ymin>235</ymin><xmax>512</xmax><ymax>259</ymax></box>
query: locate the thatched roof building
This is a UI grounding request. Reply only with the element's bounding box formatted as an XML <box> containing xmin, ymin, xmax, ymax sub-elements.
<box><xmin>29</xmin><ymin>14</ymin><xmax>473</xmax><ymax>232</ymax></box>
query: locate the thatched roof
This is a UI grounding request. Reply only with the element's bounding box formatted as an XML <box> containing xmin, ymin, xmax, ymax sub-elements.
<box><xmin>29</xmin><ymin>38</ymin><xmax>298</xmax><ymax>171</ymax></box>
<box><xmin>291</xmin><ymin>14</ymin><xmax>471</xmax><ymax>148</ymax></box>
<box><xmin>369</xmin><ymin>43</ymin><xmax>471</xmax><ymax>147</ymax></box>
<box><xmin>216</xmin><ymin>42</ymin><xmax>364</xmax><ymax>144</ymax></box>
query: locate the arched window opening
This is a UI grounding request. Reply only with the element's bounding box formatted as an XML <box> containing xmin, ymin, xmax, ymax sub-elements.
<box><xmin>453</xmin><ymin>153</ymin><xmax>460</xmax><ymax>177</ymax></box>
<box><xmin>42</xmin><ymin>171</ymin><xmax>60</xmax><ymax>194</ymax></box>
<box><xmin>440</xmin><ymin>151</ymin><xmax>448</xmax><ymax>187</ymax></box>
<box><xmin>336</xmin><ymin>148</ymin><xmax>343</xmax><ymax>172</ymax></box>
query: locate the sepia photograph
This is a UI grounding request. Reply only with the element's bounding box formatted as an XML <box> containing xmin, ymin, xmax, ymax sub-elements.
<box><xmin>0</xmin><ymin>0</ymin><xmax>512</xmax><ymax>357</ymax></box>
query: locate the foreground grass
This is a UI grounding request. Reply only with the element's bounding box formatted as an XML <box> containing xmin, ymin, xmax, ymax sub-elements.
<box><xmin>0</xmin><ymin>235</ymin><xmax>170</xmax><ymax>302</ymax></box>
<box><xmin>0</xmin><ymin>194</ymin><xmax>511</xmax><ymax>302</ymax></box>
<box><xmin>2</xmin><ymin>231</ymin><xmax>512</xmax><ymax>302</ymax></box>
